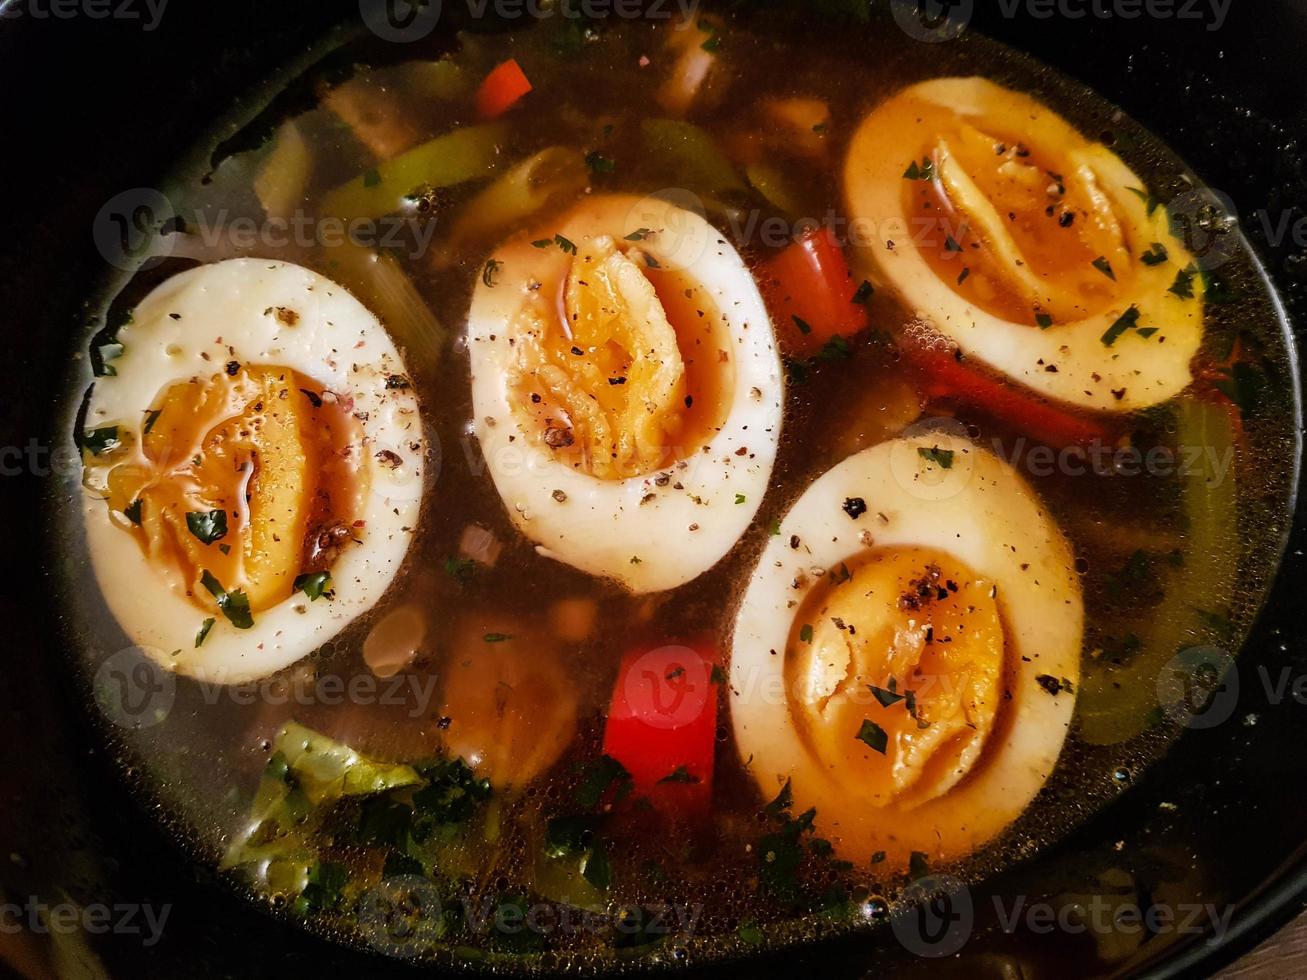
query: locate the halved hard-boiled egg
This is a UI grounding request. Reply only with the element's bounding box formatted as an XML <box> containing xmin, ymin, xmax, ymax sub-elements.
<box><xmin>467</xmin><ymin>193</ymin><xmax>783</xmax><ymax>593</ymax></box>
<box><xmin>729</xmin><ymin>430</ymin><xmax>1082</xmax><ymax>867</ymax></box>
<box><xmin>81</xmin><ymin>259</ymin><xmax>425</xmax><ymax>684</ymax></box>
<box><xmin>845</xmin><ymin>77</ymin><xmax>1204</xmax><ymax>412</ymax></box>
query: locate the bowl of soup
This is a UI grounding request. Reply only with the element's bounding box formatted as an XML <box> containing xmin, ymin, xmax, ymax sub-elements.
<box><xmin>3</xmin><ymin>0</ymin><xmax>1307</xmax><ymax>976</ymax></box>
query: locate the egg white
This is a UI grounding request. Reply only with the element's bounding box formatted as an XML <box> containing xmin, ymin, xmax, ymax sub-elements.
<box><xmin>467</xmin><ymin>193</ymin><xmax>783</xmax><ymax>593</ymax></box>
<box><xmin>845</xmin><ymin>77</ymin><xmax>1204</xmax><ymax>413</ymax></box>
<box><xmin>82</xmin><ymin>258</ymin><xmax>426</xmax><ymax>684</ymax></box>
<box><xmin>729</xmin><ymin>430</ymin><xmax>1083</xmax><ymax>862</ymax></box>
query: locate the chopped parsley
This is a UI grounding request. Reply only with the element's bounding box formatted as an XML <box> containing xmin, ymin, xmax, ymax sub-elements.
<box><xmin>903</xmin><ymin>157</ymin><xmax>936</xmax><ymax>181</ymax></box>
<box><xmin>842</xmin><ymin>496</ymin><xmax>868</xmax><ymax>519</ymax></box>
<box><xmin>1140</xmin><ymin>242</ymin><xmax>1169</xmax><ymax>266</ymax></box>
<box><xmin>195</xmin><ymin>617</ymin><xmax>215</xmax><ymax>648</ymax></box>
<box><xmin>852</xmin><ymin>279</ymin><xmax>874</xmax><ymax>304</ymax></box>
<box><xmin>575</xmin><ymin>754</ymin><xmax>633</xmax><ymax>808</ymax></box>
<box><xmin>123</xmin><ymin>499</ymin><xmax>143</xmax><ymax>525</ymax></box>
<box><xmin>293</xmin><ymin>571</ymin><xmax>333</xmax><ymax>601</ymax></box>
<box><xmin>142</xmin><ymin>409</ymin><xmax>162</xmax><ymax>435</ymax></box>
<box><xmin>200</xmin><ymin>570</ymin><xmax>254</xmax><ymax>629</ymax></box>
<box><xmin>554</xmin><ymin>233</ymin><xmax>578</xmax><ymax>255</ymax></box>
<box><xmin>699</xmin><ymin>19</ymin><xmax>721</xmax><ymax>51</ymax></box>
<box><xmin>483</xmin><ymin>632</ymin><xmax>513</xmax><ymax>643</ymax></box>
<box><xmin>855</xmin><ymin>719</ymin><xmax>888</xmax><ymax>754</ymax></box>
<box><xmin>82</xmin><ymin>425</ymin><xmax>120</xmax><ymax>456</ymax></box>
<box><xmin>624</xmin><ymin>228</ymin><xmax>653</xmax><ymax>241</ymax></box>
<box><xmin>361</xmin><ymin>169</ymin><xmax>381</xmax><ymax>188</ymax></box>
<box><xmin>735</xmin><ymin>493</ymin><xmax>747</xmax><ymax>505</ymax></box>
<box><xmin>791</xmin><ymin>315</ymin><xmax>812</xmax><ymax>336</ymax></box>
<box><xmin>657</xmin><ymin>765</ymin><xmax>700</xmax><ymax>785</ymax></box>
<box><xmin>585</xmin><ymin>151</ymin><xmax>616</xmax><ymax>174</ymax></box>
<box><xmin>1127</xmin><ymin>186</ymin><xmax>1163</xmax><ymax>216</ymax></box>
<box><xmin>1169</xmin><ymin>263</ymin><xmax>1197</xmax><ymax>299</ymax></box>
<box><xmin>918</xmin><ymin>446</ymin><xmax>954</xmax><ymax>469</ymax></box>
<box><xmin>799</xmin><ymin>624</ymin><xmax>814</xmax><ymax>644</ymax></box>
<box><xmin>186</xmin><ymin>509</ymin><xmax>228</xmax><ymax>545</ymax></box>
<box><xmin>869</xmin><ymin>682</ymin><xmax>904</xmax><ymax>708</ymax></box>
<box><xmin>1035</xmin><ymin>312</ymin><xmax>1054</xmax><ymax>329</ymax></box>
<box><xmin>482</xmin><ymin>258</ymin><xmax>502</xmax><ymax>287</ymax></box>
<box><xmin>443</xmin><ymin>556</ymin><xmax>477</xmax><ymax>583</ymax></box>
<box><xmin>1101</xmin><ymin>305</ymin><xmax>1141</xmax><ymax>347</ymax></box>
<box><xmin>1092</xmin><ymin>256</ymin><xmax>1116</xmax><ymax>280</ymax></box>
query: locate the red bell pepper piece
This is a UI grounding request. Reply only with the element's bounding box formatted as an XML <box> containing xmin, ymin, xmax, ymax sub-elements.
<box><xmin>759</xmin><ymin>227</ymin><xmax>869</xmax><ymax>357</ymax></box>
<box><xmin>903</xmin><ymin>339</ymin><xmax>1119</xmax><ymax>449</ymax></box>
<box><xmin>475</xmin><ymin>59</ymin><xmax>533</xmax><ymax>120</ymax></box>
<box><xmin>602</xmin><ymin>641</ymin><xmax>718</xmax><ymax>814</ymax></box>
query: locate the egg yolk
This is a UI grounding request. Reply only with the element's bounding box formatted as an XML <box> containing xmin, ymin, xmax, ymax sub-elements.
<box><xmin>786</xmin><ymin>547</ymin><xmax>1005</xmax><ymax>810</ymax></box>
<box><xmin>905</xmin><ymin>115</ymin><xmax>1131</xmax><ymax>326</ymax></box>
<box><xmin>509</xmin><ymin>235</ymin><xmax>733</xmax><ymax>479</ymax></box>
<box><xmin>99</xmin><ymin>366</ymin><xmax>365</xmax><ymax>613</ymax></box>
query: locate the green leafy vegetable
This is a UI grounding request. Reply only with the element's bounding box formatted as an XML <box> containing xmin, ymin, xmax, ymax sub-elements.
<box><xmin>186</xmin><ymin>509</ymin><xmax>228</xmax><ymax>545</ymax></box>
<box><xmin>200</xmin><ymin>570</ymin><xmax>254</xmax><ymax>629</ymax></box>
<box><xmin>293</xmin><ymin>571</ymin><xmax>333</xmax><ymax>602</ymax></box>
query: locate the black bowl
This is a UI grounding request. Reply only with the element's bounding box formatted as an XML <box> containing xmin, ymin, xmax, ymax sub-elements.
<box><xmin>2</xmin><ymin>1</ymin><xmax>1305</xmax><ymax>976</ymax></box>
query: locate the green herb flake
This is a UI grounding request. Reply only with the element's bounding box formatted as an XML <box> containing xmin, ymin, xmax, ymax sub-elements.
<box><xmin>293</xmin><ymin>571</ymin><xmax>333</xmax><ymax>601</ymax></box>
<box><xmin>200</xmin><ymin>570</ymin><xmax>254</xmax><ymax>629</ymax></box>
<box><xmin>554</xmin><ymin>234</ymin><xmax>578</xmax><ymax>255</ymax></box>
<box><xmin>852</xmin><ymin>279</ymin><xmax>874</xmax><ymax>304</ymax></box>
<box><xmin>710</xmin><ymin>664</ymin><xmax>727</xmax><ymax>685</ymax></box>
<box><xmin>792</xmin><ymin>315</ymin><xmax>812</xmax><ymax>336</ymax></box>
<box><xmin>1169</xmin><ymin>264</ymin><xmax>1197</xmax><ymax>300</ymax></box>
<box><xmin>624</xmin><ymin>228</ymin><xmax>653</xmax><ymax>241</ymax></box>
<box><xmin>903</xmin><ymin>157</ymin><xmax>935</xmax><ymax>181</ymax></box>
<box><xmin>1035</xmin><ymin>312</ymin><xmax>1054</xmax><ymax>329</ymax></box>
<box><xmin>737</xmin><ymin>920</ymin><xmax>764</xmax><ymax>945</ymax></box>
<box><xmin>123</xmin><ymin>499</ymin><xmax>143</xmax><ymax>525</ymax></box>
<box><xmin>869</xmin><ymin>684</ymin><xmax>904</xmax><ymax>708</ymax></box>
<box><xmin>855</xmin><ymin>719</ymin><xmax>888</xmax><ymax>754</ymax></box>
<box><xmin>186</xmin><ymin>509</ymin><xmax>228</xmax><ymax>545</ymax></box>
<box><xmin>482</xmin><ymin>258</ymin><xmax>502</xmax><ymax>287</ymax></box>
<box><xmin>195</xmin><ymin>617</ymin><xmax>215</xmax><ymax>648</ymax></box>
<box><xmin>799</xmin><ymin>623</ymin><xmax>814</xmax><ymax>644</ymax></box>
<box><xmin>142</xmin><ymin>409</ymin><xmax>162</xmax><ymax>435</ymax></box>
<box><xmin>1092</xmin><ymin>256</ymin><xmax>1116</xmax><ymax>280</ymax></box>
<box><xmin>1140</xmin><ymin>242</ymin><xmax>1169</xmax><ymax>266</ymax></box>
<box><xmin>83</xmin><ymin>425</ymin><xmax>121</xmax><ymax>456</ymax></box>
<box><xmin>917</xmin><ymin>446</ymin><xmax>954</xmax><ymax>469</ymax></box>
<box><xmin>443</xmin><ymin>556</ymin><xmax>477</xmax><ymax>583</ymax></box>
<box><xmin>1101</xmin><ymin>304</ymin><xmax>1141</xmax><ymax>347</ymax></box>
<box><xmin>483</xmin><ymin>632</ymin><xmax>513</xmax><ymax>643</ymax></box>
<box><xmin>657</xmin><ymin>765</ymin><xmax>700</xmax><ymax>785</ymax></box>
<box><xmin>585</xmin><ymin>151</ymin><xmax>616</xmax><ymax>174</ymax></box>
<box><xmin>1126</xmin><ymin>186</ymin><xmax>1162</xmax><ymax>216</ymax></box>
<box><xmin>361</xmin><ymin>169</ymin><xmax>382</xmax><ymax>188</ymax></box>
<box><xmin>575</xmin><ymin>754</ymin><xmax>633</xmax><ymax>809</ymax></box>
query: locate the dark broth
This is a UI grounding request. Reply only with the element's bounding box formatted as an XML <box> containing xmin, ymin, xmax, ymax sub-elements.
<box><xmin>53</xmin><ymin>2</ymin><xmax>1298</xmax><ymax>970</ymax></box>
